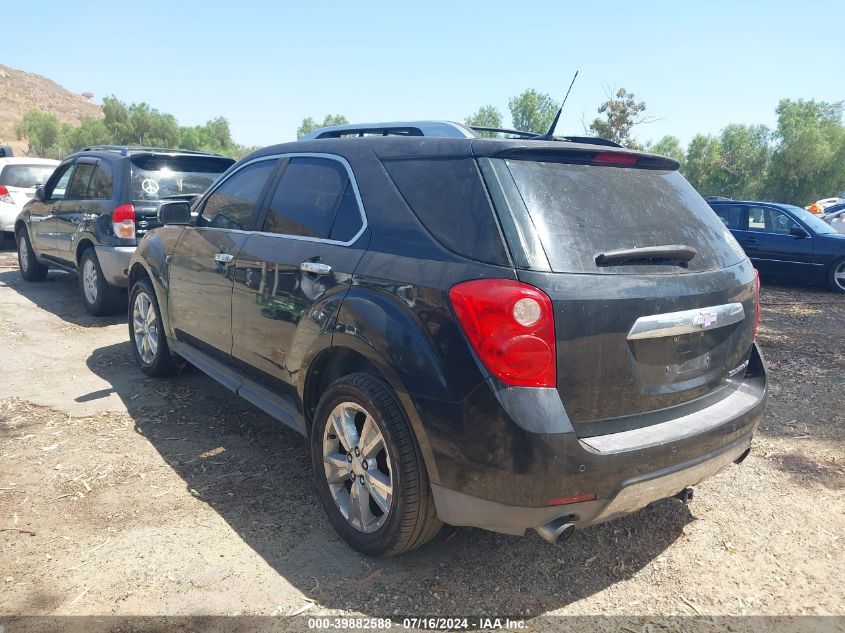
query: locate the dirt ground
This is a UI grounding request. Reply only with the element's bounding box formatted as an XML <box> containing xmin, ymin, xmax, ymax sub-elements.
<box><xmin>0</xmin><ymin>245</ymin><xmax>843</xmax><ymax>624</ymax></box>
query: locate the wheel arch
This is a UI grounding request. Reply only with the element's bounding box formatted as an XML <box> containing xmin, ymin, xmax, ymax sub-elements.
<box><xmin>303</xmin><ymin>340</ymin><xmax>441</xmax><ymax>485</ymax></box>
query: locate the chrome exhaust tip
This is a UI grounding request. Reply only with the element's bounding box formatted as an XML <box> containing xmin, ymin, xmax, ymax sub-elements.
<box><xmin>536</xmin><ymin>517</ymin><xmax>576</xmax><ymax>546</ymax></box>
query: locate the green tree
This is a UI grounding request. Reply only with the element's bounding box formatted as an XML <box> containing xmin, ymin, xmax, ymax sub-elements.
<box><xmin>63</xmin><ymin>117</ymin><xmax>111</xmax><ymax>152</ymax></box>
<box><xmin>684</xmin><ymin>134</ymin><xmax>724</xmax><ymax>196</ymax></box>
<box><xmin>589</xmin><ymin>88</ymin><xmax>649</xmax><ymax>145</ymax></box>
<box><xmin>646</xmin><ymin>135</ymin><xmax>685</xmax><ymax>168</ymax></box>
<box><xmin>465</xmin><ymin>105</ymin><xmax>503</xmax><ymax>137</ymax></box>
<box><xmin>718</xmin><ymin>124</ymin><xmax>771</xmax><ymax>199</ymax></box>
<box><xmin>296</xmin><ymin>114</ymin><xmax>349</xmax><ymax>140</ymax></box>
<box><xmin>15</xmin><ymin>110</ymin><xmax>63</xmax><ymax>157</ymax></box>
<box><xmin>766</xmin><ymin>99</ymin><xmax>845</xmax><ymax>204</ymax></box>
<box><xmin>508</xmin><ymin>89</ymin><xmax>556</xmax><ymax>134</ymax></box>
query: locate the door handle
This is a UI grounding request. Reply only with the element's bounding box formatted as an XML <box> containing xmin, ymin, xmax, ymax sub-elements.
<box><xmin>743</xmin><ymin>238</ymin><xmax>759</xmax><ymax>244</ymax></box>
<box><xmin>214</xmin><ymin>253</ymin><xmax>234</xmax><ymax>264</ymax></box>
<box><xmin>300</xmin><ymin>261</ymin><xmax>332</xmax><ymax>275</ymax></box>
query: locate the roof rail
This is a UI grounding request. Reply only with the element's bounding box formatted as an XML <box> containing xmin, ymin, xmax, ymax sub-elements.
<box><xmin>80</xmin><ymin>145</ymin><xmax>225</xmax><ymax>157</ymax></box>
<box><xmin>302</xmin><ymin>121</ymin><xmax>475</xmax><ymax>140</ymax></box>
<box><xmin>470</xmin><ymin>127</ymin><xmax>622</xmax><ymax>147</ymax></box>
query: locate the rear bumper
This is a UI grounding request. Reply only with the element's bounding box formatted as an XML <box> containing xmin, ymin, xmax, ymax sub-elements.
<box><xmin>423</xmin><ymin>343</ymin><xmax>767</xmax><ymax>535</ymax></box>
<box><xmin>94</xmin><ymin>246</ymin><xmax>135</xmax><ymax>287</ymax></box>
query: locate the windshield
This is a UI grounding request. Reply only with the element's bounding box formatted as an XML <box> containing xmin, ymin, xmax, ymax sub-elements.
<box><xmin>130</xmin><ymin>155</ymin><xmax>234</xmax><ymax>201</ymax></box>
<box><xmin>502</xmin><ymin>159</ymin><xmax>746</xmax><ymax>273</ymax></box>
<box><xmin>0</xmin><ymin>164</ymin><xmax>56</xmax><ymax>189</ymax></box>
<box><xmin>785</xmin><ymin>205</ymin><xmax>840</xmax><ymax>235</ymax></box>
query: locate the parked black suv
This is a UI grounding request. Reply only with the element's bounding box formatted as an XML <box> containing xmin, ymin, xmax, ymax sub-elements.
<box><xmin>15</xmin><ymin>146</ymin><xmax>234</xmax><ymax>315</ymax></box>
<box><xmin>128</xmin><ymin>124</ymin><xmax>767</xmax><ymax>556</ymax></box>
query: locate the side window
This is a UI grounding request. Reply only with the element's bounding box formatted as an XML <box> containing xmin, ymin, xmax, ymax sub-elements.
<box><xmin>747</xmin><ymin>206</ymin><xmax>767</xmax><ymax>231</ymax></box>
<box><xmin>712</xmin><ymin>204</ymin><xmax>744</xmax><ymax>230</ymax></box>
<box><xmin>747</xmin><ymin>206</ymin><xmax>799</xmax><ymax>234</ymax></box>
<box><xmin>200</xmin><ymin>160</ymin><xmax>277</xmax><ymax>230</ymax></box>
<box><xmin>46</xmin><ymin>162</ymin><xmax>76</xmax><ymax>201</ymax></box>
<box><xmin>65</xmin><ymin>163</ymin><xmax>97</xmax><ymax>200</ymax></box>
<box><xmin>768</xmin><ymin>209</ymin><xmax>799</xmax><ymax>234</ymax></box>
<box><xmin>89</xmin><ymin>162</ymin><xmax>113</xmax><ymax>200</ymax></box>
<box><xmin>261</xmin><ymin>157</ymin><xmax>363</xmax><ymax>241</ymax></box>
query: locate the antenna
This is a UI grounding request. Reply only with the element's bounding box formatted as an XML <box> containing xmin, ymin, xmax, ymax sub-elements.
<box><xmin>536</xmin><ymin>70</ymin><xmax>579</xmax><ymax>140</ymax></box>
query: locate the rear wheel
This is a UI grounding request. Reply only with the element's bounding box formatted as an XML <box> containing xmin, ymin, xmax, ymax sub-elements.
<box><xmin>16</xmin><ymin>229</ymin><xmax>48</xmax><ymax>281</ymax></box>
<box><xmin>129</xmin><ymin>277</ymin><xmax>182</xmax><ymax>376</ymax></box>
<box><xmin>830</xmin><ymin>259</ymin><xmax>845</xmax><ymax>294</ymax></box>
<box><xmin>79</xmin><ymin>248</ymin><xmax>123</xmax><ymax>316</ymax></box>
<box><xmin>311</xmin><ymin>373</ymin><xmax>441</xmax><ymax>556</ymax></box>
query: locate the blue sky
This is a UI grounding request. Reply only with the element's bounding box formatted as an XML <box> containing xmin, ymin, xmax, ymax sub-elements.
<box><xmin>3</xmin><ymin>0</ymin><xmax>843</xmax><ymax>148</ymax></box>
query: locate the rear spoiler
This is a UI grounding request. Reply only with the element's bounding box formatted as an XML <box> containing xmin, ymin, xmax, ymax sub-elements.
<box><xmin>482</xmin><ymin>144</ymin><xmax>680</xmax><ymax>171</ymax></box>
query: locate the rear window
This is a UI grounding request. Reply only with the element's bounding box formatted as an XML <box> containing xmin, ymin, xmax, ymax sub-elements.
<box><xmin>131</xmin><ymin>155</ymin><xmax>234</xmax><ymax>201</ymax></box>
<box><xmin>501</xmin><ymin>159</ymin><xmax>746</xmax><ymax>273</ymax></box>
<box><xmin>0</xmin><ymin>164</ymin><xmax>56</xmax><ymax>188</ymax></box>
<box><xmin>383</xmin><ymin>158</ymin><xmax>508</xmax><ymax>266</ymax></box>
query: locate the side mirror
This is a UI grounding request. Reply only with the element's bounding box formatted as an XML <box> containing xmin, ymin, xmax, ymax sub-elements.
<box><xmin>158</xmin><ymin>200</ymin><xmax>192</xmax><ymax>225</ymax></box>
<box><xmin>790</xmin><ymin>226</ymin><xmax>809</xmax><ymax>238</ymax></box>
<box><xmin>34</xmin><ymin>186</ymin><xmax>46</xmax><ymax>202</ymax></box>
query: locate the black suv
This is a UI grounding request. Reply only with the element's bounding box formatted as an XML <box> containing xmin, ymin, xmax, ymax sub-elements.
<box><xmin>128</xmin><ymin>123</ymin><xmax>767</xmax><ymax>556</ymax></box>
<box><xmin>15</xmin><ymin>146</ymin><xmax>234</xmax><ymax>315</ymax></box>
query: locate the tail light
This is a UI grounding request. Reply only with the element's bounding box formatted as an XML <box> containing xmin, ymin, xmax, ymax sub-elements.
<box><xmin>448</xmin><ymin>279</ymin><xmax>556</xmax><ymax>388</ymax></box>
<box><xmin>753</xmin><ymin>269</ymin><xmax>761</xmax><ymax>340</ymax></box>
<box><xmin>112</xmin><ymin>204</ymin><xmax>136</xmax><ymax>239</ymax></box>
<box><xmin>0</xmin><ymin>185</ymin><xmax>13</xmax><ymax>204</ymax></box>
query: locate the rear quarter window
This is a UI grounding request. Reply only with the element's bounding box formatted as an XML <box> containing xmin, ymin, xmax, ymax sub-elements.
<box><xmin>503</xmin><ymin>159</ymin><xmax>746</xmax><ymax>273</ymax></box>
<box><xmin>383</xmin><ymin>158</ymin><xmax>509</xmax><ymax>266</ymax></box>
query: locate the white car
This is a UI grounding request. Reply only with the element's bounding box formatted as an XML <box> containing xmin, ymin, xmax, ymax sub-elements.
<box><xmin>0</xmin><ymin>157</ymin><xmax>59</xmax><ymax>249</ymax></box>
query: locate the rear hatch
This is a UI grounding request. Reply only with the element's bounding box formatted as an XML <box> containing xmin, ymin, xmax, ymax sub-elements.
<box><xmin>0</xmin><ymin>163</ymin><xmax>57</xmax><ymax>208</ymax></box>
<box><xmin>479</xmin><ymin>148</ymin><xmax>757</xmax><ymax>437</ymax></box>
<box><xmin>129</xmin><ymin>154</ymin><xmax>234</xmax><ymax>238</ymax></box>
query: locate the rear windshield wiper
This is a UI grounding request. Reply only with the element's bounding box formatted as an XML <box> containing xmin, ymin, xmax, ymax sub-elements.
<box><xmin>595</xmin><ymin>244</ymin><xmax>697</xmax><ymax>266</ymax></box>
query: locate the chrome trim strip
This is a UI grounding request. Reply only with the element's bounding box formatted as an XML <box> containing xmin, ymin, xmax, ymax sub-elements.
<box><xmin>194</xmin><ymin>152</ymin><xmax>369</xmax><ymax>247</ymax></box>
<box><xmin>627</xmin><ymin>302</ymin><xmax>745</xmax><ymax>341</ymax></box>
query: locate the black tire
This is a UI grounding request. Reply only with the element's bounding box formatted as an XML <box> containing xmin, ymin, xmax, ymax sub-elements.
<box><xmin>829</xmin><ymin>258</ymin><xmax>845</xmax><ymax>294</ymax></box>
<box><xmin>311</xmin><ymin>373</ymin><xmax>441</xmax><ymax>556</ymax></box>
<box><xmin>128</xmin><ymin>277</ymin><xmax>183</xmax><ymax>377</ymax></box>
<box><xmin>0</xmin><ymin>231</ymin><xmax>6</xmax><ymax>250</ymax></box>
<box><xmin>78</xmin><ymin>247</ymin><xmax>124</xmax><ymax>316</ymax></box>
<box><xmin>16</xmin><ymin>228</ymin><xmax>48</xmax><ymax>281</ymax></box>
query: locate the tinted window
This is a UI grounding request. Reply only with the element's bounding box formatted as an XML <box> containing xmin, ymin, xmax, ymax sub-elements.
<box><xmin>383</xmin><ymin>158</ymin><xmax>508</xmax><ymax>265</ymax></box>
<box><xmin>262</xmin><ymin>157</ymin><xmax>362</xmax><ymax>241</ymax></box>
<box><xmin>747</xmin><ymin>206</ymin><xmax>799</xmax><ymax>234</ymax></box>
<box><xmin>66</xmin><ymin>163</ymin><xmax>97</xmax><ymax>200</ymax></box>
<box><xmin>131</xmin><ymin>155</ymin><xmax>234</xmax><ymax>201</ymax></box>
<box><xmin>503</xmin><ymin>160</ymin><xmax>745</xmax><ymax>273</ymax></box>
<box><xmin>90</xmin><ymin>162</ymin><xmax>113</xmax><ymax>199</ymax></box>
<box><xmin>46</xmin><ymin>163</ymin><xmax>75</xmax><ymax>200</ymax></box>
<box><xmin>200</xmin><ymin>160</ymin><xmax>276</xmax><ymax>230</ymax></box>
<box><xmin>784</xmin><ymin>205</ymin><xmax>839</xmax><ymax>236</ymax></box>
<box><xmin>0</xmin><ymin>164</ymin><xmax>56</xmax><ymax>188</ymax></box>
<box><xmin>711</xmin><ymin>204</ymin><xmax>744</xmax><ymax>230</ymax></box>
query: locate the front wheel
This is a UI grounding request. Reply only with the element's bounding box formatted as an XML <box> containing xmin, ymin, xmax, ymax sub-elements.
<box><xmin>829</xmin><ymin>259</ymin><xmax>845</xmax><ymax>294</ymax></box>
<box><xmin>16</xmin><ymin>229</ymin><xmax>48</xmax><ymax>281</ymax></box>
<box><xmin>128</xmin><ymin>278</ymin><xmax>182</xmax><ymax>377</ymax></box>
<box><xmin>311</xmin><ymin>373</ymin><xmax>441</xmax><ymax>556</ymax></box>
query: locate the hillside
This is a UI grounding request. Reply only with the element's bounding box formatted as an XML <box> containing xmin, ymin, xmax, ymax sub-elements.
<box><xmin>0</xmin><ymin>63</ymin><xmax>102</xmax><ymax>155</ymax></box>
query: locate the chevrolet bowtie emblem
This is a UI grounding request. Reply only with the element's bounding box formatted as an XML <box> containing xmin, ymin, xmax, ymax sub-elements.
<box><xmin>693</xmin><ymin>311</ymin><xmax>717</xmax><ymax>328</ymax></box>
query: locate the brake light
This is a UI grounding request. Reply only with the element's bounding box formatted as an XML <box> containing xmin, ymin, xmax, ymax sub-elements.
<box><xmin>448</xmin><ymin>279</ymin><xmax>556</xmax><ymax>388</ymax></box>
<box><xmin>753</xmin><ymin>269</ymin><xmax>761</xmax><ymax>340</ymax></box>
<box><xmin>591</xmin><ymin>152</ymin><xmax>638</xmax><ymax>166</ymax></box>
<box><xmin>0</xmin><ymin>185</ymin><xmax>13</xmax><ymax>204</ymax></box>
<box><xmin>112</xmin><ymin>204</ymin><xmax>135</xmax><ymax>239</ymax></box>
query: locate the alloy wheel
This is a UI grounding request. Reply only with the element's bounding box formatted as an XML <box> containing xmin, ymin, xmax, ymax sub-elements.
<box><xmin>132</xmin><ymin>291</ymin><xmax>159</xmax><ymax>365</ymax></box>
<box><xmin>835</xmin><ymin>261</ymin><xmax>845</xmax><ymax>292</ymax></box>
<box><xmin>82</xmin><ymin>258</ymin><xmax>98</xmax><ymax>304</ymax></box>
<box><xmin>18</xmin><ymin>236</ymin><xmax>29</xmax><ymax>273</ymax></box>
<box><xmin>322</xmin><ymin>402</ymin><xmax>394</xmax><ymax>533</ymax></box>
